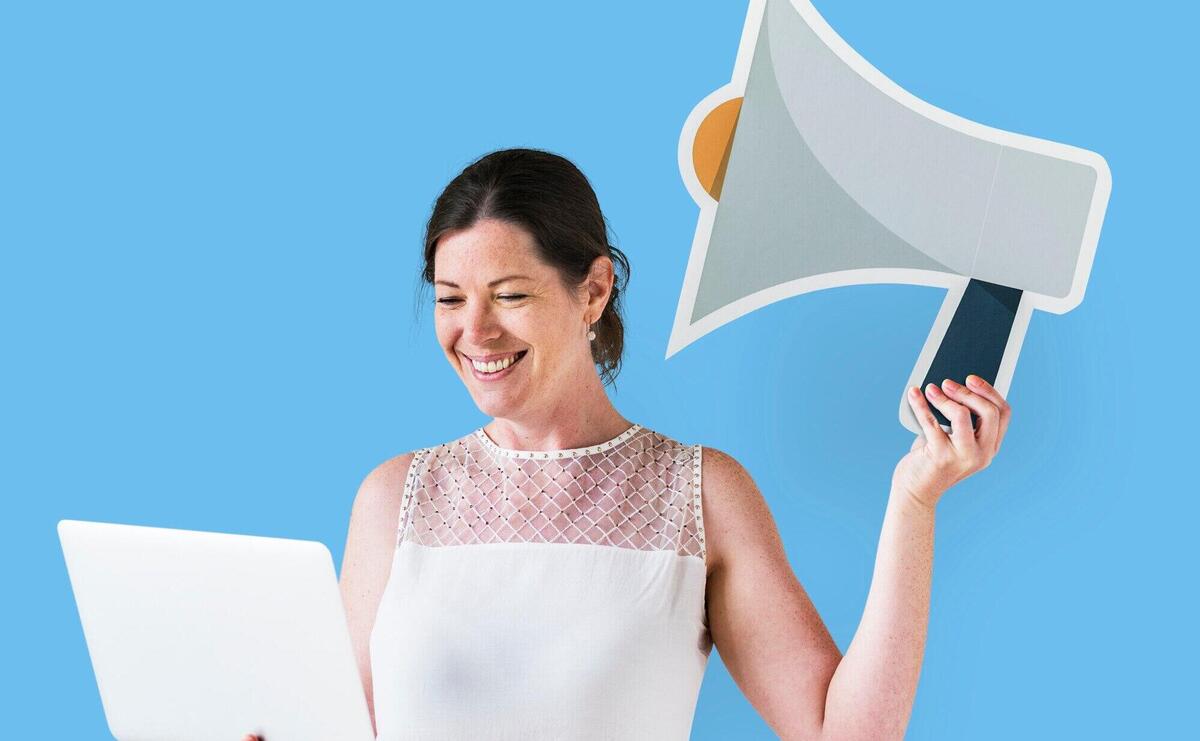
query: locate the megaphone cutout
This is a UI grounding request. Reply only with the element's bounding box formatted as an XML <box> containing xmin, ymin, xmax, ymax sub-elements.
<box><xmin>669</xmin><ymin>0</ymin><xmax>1112</xmax><ymax>435</ymax></box>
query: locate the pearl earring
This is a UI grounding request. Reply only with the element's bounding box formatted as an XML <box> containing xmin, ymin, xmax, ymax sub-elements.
<box><xmin>586</xmin><ymin>318</ymin><xmax>596</xmax><ymax>342</ymax></box>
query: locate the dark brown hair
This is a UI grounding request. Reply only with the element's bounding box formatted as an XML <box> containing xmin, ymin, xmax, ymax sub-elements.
<box><xmin>418</xmin><ymin>148</ymin><xmax>631</xmax><ymax>387</ymax></box>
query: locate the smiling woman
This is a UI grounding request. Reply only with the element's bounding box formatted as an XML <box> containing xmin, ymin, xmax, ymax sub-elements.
<box><xmin>422</xmin><ymin>148</ymin><xmax>631</xmax><ymax>393</ymax></box>
<box><xmin>428</xmin><ymin>216</ymin><xmax>616</xmax><ymax>424</ymax></box>
<box><xmin>333</xmin><ymin>149</ymin><xmax>723</xmax><ymax>740</ymax></box>
<box><xmin>238</xmin><ymin>148</ymin><xmax>1011</xmax><ymax>741</ymax></box>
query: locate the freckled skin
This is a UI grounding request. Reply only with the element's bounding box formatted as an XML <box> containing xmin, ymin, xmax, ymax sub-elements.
<box><xmin>432</xmin><ymin>218</ymin><xmax>629</xmax><ymax>449</ymax></box>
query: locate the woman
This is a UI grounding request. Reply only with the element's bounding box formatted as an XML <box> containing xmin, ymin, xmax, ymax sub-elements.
<box><xmin>244</xmin><ymin>148</ymin><xmax>1010</xmax><ymax>740</ymax></box>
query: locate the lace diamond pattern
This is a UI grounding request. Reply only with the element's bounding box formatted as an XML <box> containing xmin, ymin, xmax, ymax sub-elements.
<box><xmin>398</xmin><ymin>425</ymin><xmax>706</xmax><ymax>562</ymax></box>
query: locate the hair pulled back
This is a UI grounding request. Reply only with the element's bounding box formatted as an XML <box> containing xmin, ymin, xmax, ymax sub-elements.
<box><xmin>419</xmin><ymin>148</ymin><xmax>631</xmax><ymax>387</ymax></box>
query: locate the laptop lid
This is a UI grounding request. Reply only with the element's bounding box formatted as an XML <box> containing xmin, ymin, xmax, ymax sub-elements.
<box><xmin>58</xmin><ymin>519</ymin><xmax>375</xmax><ymax>741</ymax></box>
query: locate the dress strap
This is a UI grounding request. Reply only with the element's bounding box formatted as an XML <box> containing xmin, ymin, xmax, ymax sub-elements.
<box><xmin>396</xmin><ymin>447</ymin><xmax>432</xmax><ymax>547</ymax></box>
<box><xmin>692</xmin><ymin>444</ymin><xmax>707</xmax><ymax>565</ymax></box>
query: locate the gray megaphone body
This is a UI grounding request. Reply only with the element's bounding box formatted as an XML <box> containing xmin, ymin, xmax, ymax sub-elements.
<box><xmin>668</xmin><ymin>0</ymin><xmax>1111</xmax><ymax>436</ymax></box>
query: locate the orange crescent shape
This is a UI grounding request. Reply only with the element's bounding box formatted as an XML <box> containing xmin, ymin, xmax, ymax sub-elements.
<box><xmin>691</xmin><ymin>97</ymin><xmax>743</xmax><ymax>201</ymax></box>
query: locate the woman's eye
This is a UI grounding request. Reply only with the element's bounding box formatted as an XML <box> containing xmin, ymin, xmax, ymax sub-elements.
<box><xmin>435</xmin><ymin>295</ymin><xmax>524</xmax><ymax>306</ymax></box>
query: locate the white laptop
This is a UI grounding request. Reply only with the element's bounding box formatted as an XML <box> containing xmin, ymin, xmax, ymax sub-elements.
<box><xmin>58</xmin><ymin>519</ymin><xmax>376</xmax><ymax>741</ymax></box>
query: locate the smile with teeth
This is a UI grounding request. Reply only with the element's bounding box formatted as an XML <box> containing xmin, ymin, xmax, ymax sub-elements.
<box><xmin>469</xmin><ymin>350</ymin><xmax>527</xmax><ymax>374</ymax></box>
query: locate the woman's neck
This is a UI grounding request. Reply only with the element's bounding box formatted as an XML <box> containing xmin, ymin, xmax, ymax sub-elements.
<box><xmin>483</xmin><ymin>391</ymin><xmax>632</xmax><ymax>452</ymax></box>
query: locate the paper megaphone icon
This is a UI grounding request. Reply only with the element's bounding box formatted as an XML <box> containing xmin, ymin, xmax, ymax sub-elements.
<box><xmin>668</xmin><ymin>0</ymin><xmax>1112</xmax><ymax>435</ymax></box>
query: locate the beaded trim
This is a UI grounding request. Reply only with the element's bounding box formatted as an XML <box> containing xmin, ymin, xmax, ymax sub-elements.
<box><xmin>692</xmin><ymin>443</ymin><xmax>706</xmax><ymax>564</ymax></box>
<box><xmin>473</xmin><ymin>423</ymin><xmax>644</xmax><ymax>460</ymax></box>
<box><xmin>396</xmin><ymin>447</ymin><xmax>431</xmax><ymax>545</ymax></box>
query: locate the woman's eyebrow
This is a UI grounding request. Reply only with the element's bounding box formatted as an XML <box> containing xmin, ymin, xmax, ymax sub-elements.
<box><xmin>435</xmin><ymin>275</ymin><xmax>531</xmax><ymax>288</ymax></box>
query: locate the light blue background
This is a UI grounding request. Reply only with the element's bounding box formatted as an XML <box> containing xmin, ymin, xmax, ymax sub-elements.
<box><xmin>3</xmin><ymin>1</ymin><xmax>1193</xmax><ymax>738</ymax></box>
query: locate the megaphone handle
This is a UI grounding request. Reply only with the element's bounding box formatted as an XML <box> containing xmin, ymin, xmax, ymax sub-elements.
<box><xmin>920</xmin><ymin>278</ymin><xmax>1023</xmax><ymax>431</ymax></box>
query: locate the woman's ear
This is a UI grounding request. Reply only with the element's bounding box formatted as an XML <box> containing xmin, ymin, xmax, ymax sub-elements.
<box><xmin>584</xmin><ymin>255</ymin><xmax>615</xmax><ymax>318</ymax></box>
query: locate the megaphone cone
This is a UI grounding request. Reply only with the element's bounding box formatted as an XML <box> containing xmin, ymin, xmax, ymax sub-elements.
<box><xmin>671</xmin><ymin>0</ymin><xmax>1111</xmax><ymax>435</ymax></box>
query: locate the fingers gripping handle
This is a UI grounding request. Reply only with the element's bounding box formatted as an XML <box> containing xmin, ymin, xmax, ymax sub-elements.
<box><xmin>900</xmin><ymin>278</ymin><xmax>1027</xmax><ymax>435</ymax></box>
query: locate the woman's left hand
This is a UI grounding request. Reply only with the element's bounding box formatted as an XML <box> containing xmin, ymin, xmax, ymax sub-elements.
<box><xmin>893</xmin><ymin>374</ymin><xmax>1011</xmax><ymax>510</ymax></box>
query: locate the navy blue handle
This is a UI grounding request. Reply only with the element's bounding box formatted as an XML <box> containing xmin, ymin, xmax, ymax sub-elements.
<box><xmin>921</xmin><ymin>279</ymin><xmax>1022</xmax><ymax>431</ymax></box>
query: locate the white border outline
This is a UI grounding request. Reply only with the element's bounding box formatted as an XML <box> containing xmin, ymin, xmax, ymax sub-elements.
<box><xmin>668</xmin><ymin>0</ymin><xmax>1111</xmax><ymax>434</ymax></box>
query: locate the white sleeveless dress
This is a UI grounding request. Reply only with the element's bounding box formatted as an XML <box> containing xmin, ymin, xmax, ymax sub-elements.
<box><xmin>369</xmin><ymin>423</ymin><xmax>712</xmax><ymax>740</ymax></box>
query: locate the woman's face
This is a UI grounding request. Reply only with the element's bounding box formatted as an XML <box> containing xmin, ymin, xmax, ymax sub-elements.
<box><xmin>433</xmin><ymin>218</ymin><xmax>597</xmax><ymax>421</ymax></box>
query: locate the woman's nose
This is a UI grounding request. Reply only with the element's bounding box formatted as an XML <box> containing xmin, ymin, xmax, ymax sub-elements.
<box><xmin>463</xmin><ymin>301</ymin><xmax>501</xmax><ymax>343</ymax></box>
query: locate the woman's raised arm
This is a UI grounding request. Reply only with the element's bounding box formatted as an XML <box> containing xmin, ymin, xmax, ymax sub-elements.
<box><xmin>704</xmin><ymin>375</ymin><xmax>1009</xmax><ymax>741</ymax></box>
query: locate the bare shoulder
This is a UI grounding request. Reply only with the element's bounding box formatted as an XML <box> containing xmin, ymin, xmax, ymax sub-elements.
<box><xmin>699</xmin><ymin>446</ymin><xmax>784</xmax><ymax>577</ymax></box>
<box><xmin>340</xmin><ymin>449</ymin><xmax>420</xmax><ymax>591</ymax></box>
<box><xmin>344</xmin><ymin>451</ymin><xmax>420</xmax><ymax>535</ymax></box>
<box><xmin>357</xmin><ymin>450</ymin><xmax>418</xmax><ymax>501</ymax></box>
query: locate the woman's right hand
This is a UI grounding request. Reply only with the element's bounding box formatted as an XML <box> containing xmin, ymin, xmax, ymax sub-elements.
<box><xmin>241</xmin><ymin>735</ymin><xmax>260</xmax><ymax>741</ymax></box>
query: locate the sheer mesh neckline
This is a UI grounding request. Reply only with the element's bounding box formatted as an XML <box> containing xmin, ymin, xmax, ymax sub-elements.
<box><xmin>399</xmin><ymin>424</ymin><xmax>707</xmax><ymax>561</ymax></box>
<box><xmin>473</xmin><ymin>423</ymin><xmax>644</xmax><ymax>460</ymax></box>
